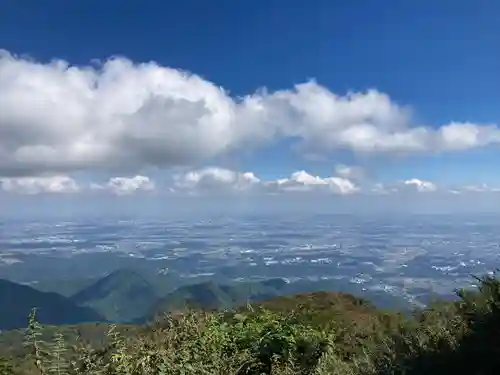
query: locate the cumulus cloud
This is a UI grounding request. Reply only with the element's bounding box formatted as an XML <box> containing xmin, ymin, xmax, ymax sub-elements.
<box><xmin>90</xmin><ymin>175</ymin><xmax>155</xmax><ymax>195</ymax></box>
<box><xmin>173</xmin><ymin>168</ymin><xmax>358</xmax><ymax>195</ymax></box>
<box><xmin>0</xmin><ymin>51</ymin><xmax>240</xmax><ymax>176</ymax></box>
<box><xmin>1</xmin><ymin>50</ymin><xmax>500</xmax><ymax>178</ymax></box>
<box><xmin>401</xmin><ymin>178</ymin><xmax>437</xmax><ymax>193</ymax></box>
<box><xmin>173</xmin><ymin>167</ymin><xmax>260</xmax><ymax>193</ymax></box>
<box><xmin>238</xmin><ymin>83</ymin><xmax>500</xmax><ymax>155</ymax></box>
<box><xmin>263</xmin><ymin>171</ymin><xmax>358</xmax><ymax>195</ymax></box>
<box><xmin>0</xmin><ymin>175</ymin><xmax>80</xmax><ymax>195</ymax></box>
<box><xmin>0</xmin><ymin>168</ymin><xmax>497</xmax><ymax>198</ymax></box>
<box><xmin>371</xmin><ymin>178</ymin><xmax>437</xmax><ymax>195</ymax></box>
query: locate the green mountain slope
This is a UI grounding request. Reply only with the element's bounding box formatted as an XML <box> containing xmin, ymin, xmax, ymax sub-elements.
<box><xmin>0</xmin><ymin>279</ymin><xmax>104</xmax><ymax>330</ymax></box>
<box><xmin>32</xmin><ymin>277</ymin><xmax>99</xmax><ymax>297</ymax></box>
<box><xmin>157</xmin><ymin>281</ymin><xmax>233</xmax><ymax>311</ymax></box>
<box><xmin>4</xmin><ymin>274</ymin><xmax>500</xmax><ymax>375</ymax></box>
<box><xmin>70</xmin><ymin>269</ymin><xmax>158</xmax><ymax>322</ymax></box>
<box><xmin>146</xmin><ymin>278</ymin><xmax>290</xmax><ymax>320</ymax></box>
<box><xmin>148</xmin><ymin>276</ymin><xmax>410</xmax><ymax>321</ymax></box>
<box><xmin>36</xmin><ymin>265</ymin><xmax>413</xmax><ymax>324</ymax></box>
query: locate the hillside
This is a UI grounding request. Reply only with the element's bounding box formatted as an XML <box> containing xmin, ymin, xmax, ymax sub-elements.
<box><xmin>2</xmin><ymin>267</ymin><xmax>416</xmax><ymax>327</ymax></box>
<box><xmin>0</xmin><ymin>288</ymin><xmax>396</xmax><ymax>362</ymax></box>
<box><xmin>152</xmin><ymin>281</ymin><xmax>233</xmax><ymax>312</ymax></box>
<box><xmin>2</xmin><ymin>274</ymin><xmax>500</xmax><ymax>375</ymax></box>
<box><xmin>70</xmin><ymin>269</ymin><xmax>158</xmax><ymax>322</ymax></box>
<box><xmin>146</xmin><ymin>278</ymin><xmax>289</xmax><ymax>320</ymax></box>
<box><xmin>31</xmin><ymin>277</ymin><xmax>99</xmax><ymax>298</ymax></box>
<box><xmin>0</xmin><ymin>279</ymin><xmax>104</xmax><ymax>330</ymax></box>
<box><xmin>255</xmin><ymin>291</ymin><xmax>379</xmax><ymax>322</ymax></box>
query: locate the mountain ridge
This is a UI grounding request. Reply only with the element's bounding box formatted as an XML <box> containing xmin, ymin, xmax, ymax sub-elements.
<box><xmin>0</xmin><ymin>278</ymin><xmax>104</xmax><ymax>330</ymax></box>
<box><xmin>1</xmin><ymin>267</ymin><xmax>417</xmax><ymax>329</ymax></box>
<box><xmin>70</xmin><ymin>268</ymin><xmax>159</xmax><ymax>322</ymax></box>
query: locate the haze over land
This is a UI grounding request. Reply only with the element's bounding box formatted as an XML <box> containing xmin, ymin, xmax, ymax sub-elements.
<box><xmin>0</xmin><ymin>0</ymin><xmax>499</xmax><ymax>325</ymax></box>
<box><xmin>2</xmin><ymin>213</ymin><xmax>499</xmax><ymax>315</ymax></box>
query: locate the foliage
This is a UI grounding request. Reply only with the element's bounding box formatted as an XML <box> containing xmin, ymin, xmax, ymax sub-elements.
<box><xmin>0</xmin><ymin>356</ymin><xmax>15</xmax><ymax>375</ymax></box>
<box><xmin>70</xmin><ymin>269</ymin><xmax>158</xmax><ymax>323</ymax></box>
<box><xmin>0</xmin><ymin>280</ymin><xmax>104</xmax><ymax>331</ymax></box>
<box><xmin>146</xmin><ymin>278</ymin><xmax>290</xmax><ymax>322</ymax></box>
<box><xmin>2</xmin><ymin>274</ymin><xmax>500</xmax><ymax>374</ymax></box>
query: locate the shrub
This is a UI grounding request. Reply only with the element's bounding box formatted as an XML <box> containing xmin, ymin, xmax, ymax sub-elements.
<box><xmin>5</xmin><ymin>274</ymin><xmax>500</xmax><ymax>375</ymax></box>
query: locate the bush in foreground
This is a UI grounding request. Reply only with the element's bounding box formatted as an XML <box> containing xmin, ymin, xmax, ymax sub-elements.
<box><xmin>1</xmin><ymin>274</ymin><xmax>500</xmax><ymax>375</ymax></box>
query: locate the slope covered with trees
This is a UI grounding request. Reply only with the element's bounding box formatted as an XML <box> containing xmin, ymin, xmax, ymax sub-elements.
<box><xmin>146</xmin><ymin>278</ymin><xmax>290</xmax><ymax>320</ymax></box>
<box><xmin>0</xmin><ymin>279</ymin><xmax>104</xmax><ymax>331</ymax></box>
<box><xmin>1</xmin><ymin>274</ymin><xmax>500</xmax><ymax>374</ymax></box>
<box><xmin>70</xmin><ymin>269</ymin><xmax>158</xmax><ymax>323</ymax></box>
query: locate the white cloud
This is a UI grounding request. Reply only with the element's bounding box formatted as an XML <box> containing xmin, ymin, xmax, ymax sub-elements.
<box><xmin>241</xmin><ymin>83</ymin><xmax>500</xmax><ymax>155</ymax></box>
<box><xmin>0</xmin><ymin>168</ymin><xmax>497</xmax><ymax>198</ymax></box>
<box><xmin>450</xmin><ymin>184</ymin><xmax>500</xmax><ymax>194</ymax></box>
<box><xmin>173</xmin><ymin>167</ymin><xmax>260</xmax><ymax>193</ymax></box>
<box><xmin>0</xmin><ymin>51</ymin><xmax>240</xmax><ymax>177</ymax></box>
<box><xmin>173</xmin><ymin>168</ymin><xmax>358</xmax><ymax>195</ymax></box>
<box><xmin>402</xmin><ymin>178</ymin><xmax>437</xmax><ymax>193</ymax></box>
<box><xmin>0</xmin><ymin>175</ymin><xmax>80</xmax><ymax>195</ymax></box>
<box><xmin>436</xmin><ymin>123</ymin><xmax>500</xmax><ymax>151</ymax></box>
<box><xmin>91</xmin><ymin>175</ymin><xmax>155</xmax><ymax>195</ymax></box>
<box><xmin>264</xmin><ymin>170</ymin><xmax>359</xmax><ymax>195</ymax></box>
<box><xmin>371</xmin><ymin>179</ymin><xmax>437</xmax><ymax>194</ymax></box>
<box><xmin>1</xmin><ymin>50</ymin><xmax>500</xmax><ymax>178</ymax></box>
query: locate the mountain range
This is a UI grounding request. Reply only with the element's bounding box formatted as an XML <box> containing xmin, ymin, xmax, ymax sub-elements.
<box><xmin>0</xmin><ymin>268</ymin><xmax>414</xmax><ymax>330</ymax></box>
<box><xmin>145</xmin><ymin>278</ymin><xmax>290</xmax><ymax>320</ymax></box>
<box><xmin>0</xmin><ymin>279</ymin><xmax>104</xmax><ymax>331</ymax></box>
<box><xmin>70</xmin><ymin>269</ymin><xmax>158</xmax><ymax>323</ymax></box>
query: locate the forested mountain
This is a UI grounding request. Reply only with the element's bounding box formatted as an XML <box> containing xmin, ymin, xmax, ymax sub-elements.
<box><xmin>1</xmin><ymin>274</ymin><xmax>500</xmax><ymax>375</ymax></box>
<box><xmin>70</xmin><ymin>269</ymin><xmax>158</xmax><ymax>322</ymax></box>
<box><xmin>0</xmin><ymin>279</ymin><xmax>104</xmax><ymax>330</ymax></box>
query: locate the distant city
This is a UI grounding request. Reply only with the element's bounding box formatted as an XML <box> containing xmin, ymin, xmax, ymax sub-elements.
<box><xmin>1</xmin><ymin>213</ymin><xmax>499</xmax><ymax>310</ymax></box>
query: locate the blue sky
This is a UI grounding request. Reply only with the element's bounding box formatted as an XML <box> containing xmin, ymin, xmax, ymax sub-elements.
<box><xmin>0</xmin><ymin>0</ymin><xmax>499</xmax><ymax>214</ymax></box>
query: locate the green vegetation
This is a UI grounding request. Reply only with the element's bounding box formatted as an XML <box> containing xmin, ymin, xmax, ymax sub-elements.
<box><xmin>148</xmin><ymin>278</ymin><xmax>289</xmax><ymax>320</ymax></box>
<box><xmin>70</xmin><ymin>269</ymin><xmax>158</xmax><ymax>323</ymax></box>
<box><xmin>0</xmin><ymin>280</ymin><xmax>103</xmax><ymax>331</ymax></box>
<box><xmin>1</xmin><ymin>271</ymin><xmax>292</xmax><ymax>328</ymax></box>
<box><xmin>1</xmin><ymin>273</ymin><xmax>500</xmax><ymax>374</ymax></box>
<box><xmin>32</xmin><ymin>278</ymin><xmax>100</xmax><ymax>298</ymax></box>
<box><xmin>4</xmin><ymin>269</ymin><xmax>412</xmax><ymax>328</ymax></box>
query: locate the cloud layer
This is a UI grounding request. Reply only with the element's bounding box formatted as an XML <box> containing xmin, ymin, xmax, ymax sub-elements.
<box><xmin>0</xmin><ymin>175</ymin><xmax>80</xmax><ymax>195</ymax></box>
<box><xmin>90</xmin><ymin>175</ymin><xmax>155</xmax><ymax>195</ymax></box>
<box><xmin>172</xmin><ymin>167</ymin><xmax>359</xmax><ymax>195</ymax></box>
<box><xmin>2</xmin><ymin>50</ymin><xmax>500</xmax><ymax>178</ymax></box>
<box><xmin>1</xmin><ymin>167</ymin><xmax>498</xmax><ymax>197</ymax></box>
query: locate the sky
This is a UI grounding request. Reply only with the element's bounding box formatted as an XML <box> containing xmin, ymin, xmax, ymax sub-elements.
<box><xmin>0</xmin><ymin>0</ymin><xmax>499</xmax><ymax>216</ymax></box>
